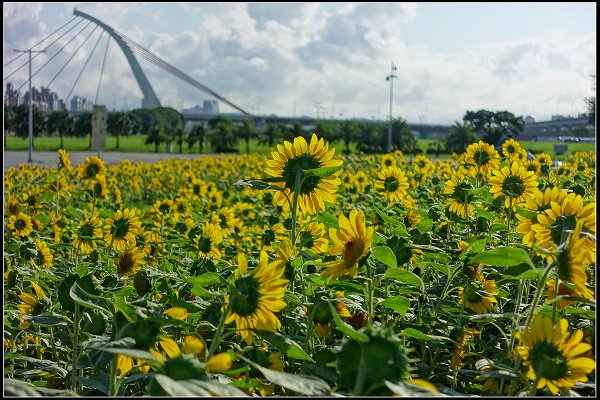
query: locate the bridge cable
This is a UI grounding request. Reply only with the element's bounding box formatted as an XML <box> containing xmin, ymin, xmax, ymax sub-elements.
<box><xmin>117</xmin><ymin>32</ymin><xmax>252</xmax><ymax>116</ymax></box>
<box><xmin>64</xmin><ymin>30</ymin><xmax>105</xmax><ymax>107</ymax></box>
<box><xmin>94</xmin><ymin>32</ymin><xmax>111</xmax><ymax>105</ymax></box>
<box><xmin>4</xmin><ymin>17</ymin><xmax>86</xmax><ymax>82</ymax></box>
<box><xmin>13</xmin><ymin>20</ymin><xmax>93</xmax><ymax>91</ymax></box>
<box><xmin>3</xmin><ymin>16</ymin><xmax>80</xmax><ymax>68</ymax></box>
<box><xmin>43</xmin><ymin>22</ymin><xmax>98</xmax><ymax>90</ymax></box>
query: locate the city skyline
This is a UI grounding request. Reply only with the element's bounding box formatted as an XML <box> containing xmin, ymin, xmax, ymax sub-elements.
<box><xmin>3</xmin><ymin>2</ymin><xmax>596</xmax><ymax>124</ymax></box>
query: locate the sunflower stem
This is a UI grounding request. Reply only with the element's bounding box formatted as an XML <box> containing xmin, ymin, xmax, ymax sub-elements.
<box><xmin>71</xmin><ymin>301</ymin><xmax>80</xmax><ymax>394</ymax></box>
<box><xmin>552</xmin><ymin>267</ymin><xmax>560</xmax><ymax>325</ymax></box>
<box><xmin>207</xmin><ymin>301</ymin><xmax>232</xmax><ymax>360</ymax></box>
<box><xmin>506</xmin><ymin>197</ymin><xmax>513</xmax><ymax>247</ymax></box>
<box><xmin>353</xmin><ymin>344</ymin><xmax>368</xmax><ymax>396</ymax></box>
<box><xmin>108</xmin><ymin>357</ymin><xmax>116</xmax><ymax>396</ymax></box>
<box><xmin>290</xmin><ymin>170</ymin><xmax>304</xmax><ymax>247</ymax></box>
<box><xmin>523</xmin><ymin>259</ymin><xmax>556</xmax><ymax>330</ymax></box>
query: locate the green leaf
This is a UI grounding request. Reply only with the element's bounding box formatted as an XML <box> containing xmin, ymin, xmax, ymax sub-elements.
<box><xmin>316</xmin><ymin>212</ymin><xmax>339</xmax><ymax>230</ymax></box>
<box><xmin>241</xmin><ymin>357</ymin><xmax>330</xmax><ymax>395</ymax></box>
<box><xmin>416</xmin><ymin>219</ymin><xmax>433</xmax><ymax>234</ymax></box>
<box><xmin>3</xmin><ymin>378</ymin><xmax>43</xmax><ymax>397</ymax></box>
<box><xmin>69</xmin><ymin>282</ymin><xmax>111</xmax><ymax>315</ymax></box>
<box><xmin>383</xmin><ymin>268</ymin><xmax>423</xmax><ymax>288</ymax></box>
<box><xmin>258</xmin><ymin>331</ymin><xmax>314</xmax><ymax>362</ymax></box>
<box><xmin>327</xmin><ymin>301</ymin><xmax>368</xmax><ymax>343</ymax></box>
<box><xmin>302</xmin><ymin>164</ymin><xmax>343</xmax><ymax>178</ymax></box>
<box><xmin>28</xmin><ymin>315</ymin><xmax>68</xmax><ymax>327</ymax></box>
<box><xmin>233</xmin><ymin>179</ymin><xmax>283</xmax><ymax>191</ymax></box>
<box><xmin>374</xmin><ymin>206</ymin><xmax>401</xmax><ymax>227</ymax></box>
<box><xmin>500</xmin><ymin>265</ymin><xmax>544</xmax><ymax>281</ymax></box>
<box><xmin>186</xmin><ymin>272</ymin><xmax>223</xmax><ymax>286</ymax></box>
<box><xmin>398</xmin><ymin>328</ymin><xmax>454</xmax><ymax>342</ymax></box>
<box><xmin>381</xmin><ymin>296</ymin><xmax>410</xmax><ymax>317</ymax></box>
<box><xmin>384</xmin><ymin>380</ymin><xmax>439</xmax><ymax>396</ymax></box>
<box><xmin>152</xmin><ymin>375</ymin><xmax>211</xmax><ymax>396</ymax></box>
<box><xmin>470</xmin><ymin>247</ymin><xmax>533</xmax><ymax>267</ymax></box>
<box><xmin>371</xmin><ymin>246</ymin><xmax>397</xmax><ymax>268</ymax></box>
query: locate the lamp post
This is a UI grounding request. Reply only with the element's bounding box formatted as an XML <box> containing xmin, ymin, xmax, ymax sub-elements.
<box><xmin>386</xmin><ymin>61</ymin><xmax>398</xmax><ymax>153</ymax></box>
<box><xmin>13</xmin><ymin>48</ymin><xmax>46</xmax><ymax>163</ymax></box>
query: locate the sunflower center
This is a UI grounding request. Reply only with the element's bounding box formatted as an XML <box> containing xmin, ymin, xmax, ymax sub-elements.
<box><xmin>383</xmin><ymin>177</ymin><xmax>400</xmax><ymax>192</ymax></box>
<box><xmin>343</xmin><ymin>239</ymin><xmax>366</xmax><ymax>269</ymax></box>
<box><xmin>197</xmin><ymin>235</ymin><xmax>212</xmax><ymax>253</ymax></box>
<box><xmin>79</xmin><ymin>223</ymin><xmax>94</xmax><ymax>238</ymax></box>
<box><xmin>231</xmin><ymin>275</ymin><xmax>261</xmax><ymax>317</ymax></box>
<box><xmin>473</xmin><ymin>149</ymin><xmax>491</xmax><ymax>166</ymax></box>
<box><xmin>159</xmin><ymin>203</ymin><xmax>171</xmax><ymax>214</ymax></box>
<box><xmin>117</xmin><ymin>252</ymin><xmax>136</xmax><ymax>276</ymax></box>
<box><xmin>93</xmin><ymin>183</ymin><xmax>104</xmax><ymax>197</ymax></box>
<box><xmin>112</xmin><ymin>218</ymin><xmax>131</xmax><ymax>239</ymax></box>
<box><xmin>529</xmin><ymin>341</ymin><xmax>568</xmax><ymax>380</ymax></box>
<box><xmin>282</xmin><ymin>154</ymin><xmax>322</xmax><ymax>194</ymax></box>
<box><xmin>507</xmin><ymin>145</ymin><xmax>515</xmax><ymax>154</ymax></box>
<box><xmin>15</xmin><ymin>219</ymin><xmax>27</xmax><ymax>230</ymax></box>
<box><xmin>262</xmin><ymin>229</ymin><xmax>275</xmax><ymax>247</ymax></box>
<box><xmin>452</xmin><ymin>182</ymin><xmax>473</xmax><ymax>204</ymax></box>
<box><xmin>384</xmin><ymin>159</ymin><xmax>393</xmax><ymax>167</ymax></box>
<box><xmin>550</xmin><ymin>215</ymin><xmax>577</xmax><ymax>245</ymax></box>
<box><xmin>86</xmin><ymin>163</ymin><xmax>100</xmax><ymax>178</ymax></box>
<box><xmin>501</xmin><ymin>175</ymin><xmax>525</xmax><ymax>197</ymax></box>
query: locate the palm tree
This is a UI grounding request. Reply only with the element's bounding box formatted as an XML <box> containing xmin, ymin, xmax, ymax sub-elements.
<box><xmin>108</xmin><ymin>112</ymin><xmax>134</xmax><ymax>150</ymax></box>
<box><xmin>236</xmin><ymin>118</ymin><xmax>259</xmax><ymax>153</ymax></box>
<box><xmin>145</xmin><ymin>126</ymin><xmax>165</xmax><ymax>153</ymax></box>
<box><xmin>337</xmin><ymin>119</ymin><xmax>359</xmax><ymax>152</ymax></box>
<box><xmin>174</xmin><ymin>126</ymin><xmax>186</xmax><ymax>154</ymax></box>
<box><xmin>260</xmin><ymin>123</ymin><xmax>282</xmax><ymax>147</ymax></box>
<box><xmin>4</xmin><ymin>106</ymin><xmax>17</xmax><ymax>149</ymax></box>
<box><xmin>46</xmin><ymin>109</ymin><xmax>74</xmax><ymax>149</ymax></box>
<box><xmin>445</xmin><ymin>121</ymin><xmax>479</xmax><ymax>154</ymax></box>
<box><xmin>207</xmin><ymin>115</ymin><xmax>237</xmax><ymax>152</ymax></box>
<box><xmin>188</xmin><ymin>123</ymin><xmax>207</xmax><ymax>154</ymax></box>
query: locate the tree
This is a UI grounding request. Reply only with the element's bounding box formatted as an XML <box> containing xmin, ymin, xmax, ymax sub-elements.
<box><xmin>46</xmin><ymin>109</ymin><xmax>74</xmax><ymax>149</ymax></box>
<box><xmin>236</xmin><ymin>118</ymin><xmax>259</xmax><ymax>153</ymax></box>
<box><xmin>108</xmin><ymin>112</ymin><xmax>135</xmax><ymax>150</ymax></box>
<box><xmin>73</xmin><ymin>111</ymin><xmax>93</xmax><ymax>148</ymax></box>
<box><xmin>188</xmin><ymin>123</ymin><xmax>207</xmax><ymax>154</ymax></box>
<box><xmin>463</xmin><ymin>109</ymin><xmax>524</xmax><ymax>145</ymax></box>
<box><xmin>173</xmin><ymin>126</ymin><xmax>186</xmax><ymax>154</ymax></box>
<box><xmin>313</xmin><ymin>119</ymin><xmax>336</xmax><ymax>142</ymax></box>
<box><xmin>445</xmin><ymin>121</ymin><xmax>479</xmax><ymax>154</ymax></box>
<box><xmin>260</xmin><ymin>123</ymin><xmax>283</xmax><ymax>147</ymax></box>
<box><xmin>207</xmin><ymin>115</ymin><xmax>237</xmax><ymax>152</ymax></box>
<box><xmin>145</xmin><ymin>126</ymin><xmax>167</xmax><ymax>153</ymax></box>
<box><xmin>388</xmin><ymin>117</ymin><xmax>417</xmax><ymax>154</ymax></box>
<box><xmin>337</xmin><ymin>119</ymin><xmax>359</xmax><ymax>152</ymax></box>
<box><xmin>14</xmin><ymin>104</ymin><xmax>45</xmax><ymax>147</ymax></box>
<box><xmin>4</xmin><ymin>106</ymin><xmax>17</xmax><ymax>148</ymax></box>
<box><xmin>585</xmin><ymin>73</ymin><xmax>595</xmax><ymax>126</ymax></box>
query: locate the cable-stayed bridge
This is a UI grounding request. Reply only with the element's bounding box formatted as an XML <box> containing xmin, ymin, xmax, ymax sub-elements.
<box><xmin>4</xmin><ymin>8</ymin><xmax>252</xmax><ymax>117</ymax></box>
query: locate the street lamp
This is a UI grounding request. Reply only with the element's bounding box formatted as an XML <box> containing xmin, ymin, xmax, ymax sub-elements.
<box><xmin>386</xmin><ymin>61</ymin><xmax>398</xmax><ymax>153</ymax></box>
<box><xmin>13</xmin><ymin>48</ymin><xmax>46</xmax><ymax>163</ymax></box>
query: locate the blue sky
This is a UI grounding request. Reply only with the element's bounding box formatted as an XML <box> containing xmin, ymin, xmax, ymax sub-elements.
<box><xmin>3</xmin><ymin>2</ymin><xmax>596</xmax><ymax>124</ymax></box>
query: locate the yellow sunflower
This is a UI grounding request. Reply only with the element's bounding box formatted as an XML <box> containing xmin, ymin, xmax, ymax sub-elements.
<box><xmin>544</xmin><ymin>279</ymin><xmax>593</xmax><ymax>310</ymax></box>
<box><xmin>489</xmin><ymin>162</ymin><xmax>539</xmax><ymax>208</ymax></box>
<box><xmin>193</xmin><ymin>221</ymin><xmax>223</xmax><ymax>259</ymax></box>
<box><xmin>79</xmin><ymin>156</ymin><xmax>107</xmax><ymax>180</ymax></box>
<box><xmin>224</xmin><ymin>252</ymin><xmax>288</xmax><ymax>344</ymax></box>
<box><xmin>5</xmin><ymin>196</ymin><xmax>22</xmax><ymax>216</ymax></box>
<box><xmin>501</xmin><ymin>138</ymin><xmax>522</xmax><ymax>159</ymax></box>
<box><xmin>29</xmin><ymin>240</ymin><xmax>53</xmax><ymax>269</ymax></box>
<box><xmin>297</xmin><ymin>219</ymin><xmax>329</xmax><ymax>253</ymax></box>
<box><xmin>514</xmin><ymin>315</ymin><xmax>595</xmax><ymax>395</ymax></box>
<box><xmin>531</xmin><ymin>193</ymin><xmax>596</xmax><ymax>263</ymax></box>
<box><xmin>458</xmin><ymin>279</ymin><xmax>499</xmax><ymax>314</ymax></box>
<box><xmin>104</xmin><ymin>208</ymin><xmax>142</xmax><ymax>251</ymax></box>
<box><xmin>17</xmin><ymin>282</ymin><xmax>47</xmax><ymax>328</ymax></box>
<box><xmin>380</xmin><ymin>153</ymin><xmax>396</xmax><ymax>169</ymax></box>
<box><xmin>7</xmin><ymin>212</ymin><xmax>33</xmax><ymax>238</ymax></box>
<box><xmin>321</xmin><ymin>209</ymin><xmax>374</xmax><ymax>282</ymax></box>
<box><xmin>450</xmin><ymin>327</ymin><xmax>480</xmax><ymax>368</ymax></box>
<box><xmin>443</xmin><ymin>172</ymin><xmax>476</xmax><ymax>219</ymax></box>
<box><xmin>115</xmin><ymin>244</ymin><xmax>146</xmax><ymax>277</ymax></box>
<box><xmin>375</xmin><ymin>166</ymin><xmax>410</xmax><ymax>203</ymax></box>
<box><xmin>73</xmin><ymin>212</ymin><xmax>104</xmax><ymax>254</ymax></box>
<box><xmin>464</xmin><ymin>141</ymin><xmax>501</xmax><ymax>177</ymax></box>
<box><xmin>264</xmin><ymin>134</ymin><xmax>343</xmax><ymax>214</ymax></box>
<box><xmin>515</xmin><ymin>187</ymin><xmax>569</xmax><ymax>247</ymax></box>
<box><xmin>58</xmin><ymin>148</ymin><xmax>72</xmax><ymax>171</ymax></box>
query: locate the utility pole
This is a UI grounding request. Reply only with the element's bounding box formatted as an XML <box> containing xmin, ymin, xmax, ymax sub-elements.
<box><xmin>14</xmin><ymin>48</ymin><xmax>46</xmax><ymax>163</ymax></box>
<box><xmin>386</xmin><ymin>61</ymin><xmax>398</xmax><ymax>153</ymax></box>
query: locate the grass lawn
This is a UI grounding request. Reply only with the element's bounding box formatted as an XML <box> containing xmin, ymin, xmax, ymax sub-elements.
<box><xmin>4</xmin><ymin>135</ymin><xmax>595</xmax><ymax>159</ymax></box>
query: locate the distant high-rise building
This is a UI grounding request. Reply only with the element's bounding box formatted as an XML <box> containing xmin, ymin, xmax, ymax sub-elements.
<box><xmin>70</xmin><ymin>95</ymin><xmax>93</xmax><ymax>113</ymax></box>
<box><xmin>202</xmin><ymin>100</ymin><xmax>219</xmax><ymax>114</ymax></box>
<box><xmin>4</xmin><ymin>83</ymin><xmax>22</xmax><ymax>106</ymax></box>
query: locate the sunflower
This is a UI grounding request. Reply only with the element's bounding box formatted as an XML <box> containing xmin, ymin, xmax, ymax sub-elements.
<box><xmin>73</xmin><ymin>212</ymin><xmax>104</xmax><ymax>254</ymax></box>
<box><xmin>544</xmin><ymin>279</ymin><xmax>593</xmax><ymax>310</ymax></box>
<box><xmin>58</xmin><ymin>148</ymin><xmax>72</xmax><ymax>171</ymax></box>
<box><xmin>535</xmin><ymin>152</ymin><xmax>553</xmax><ymax>166</ymax></box>
<box><xmin>514</xmin><ymin>315</ymin><xmax>595</xmax><ymax>395</ymax></box>
<box><xmin>29</xmin><ymin>240</ymin><xmax>53</xmax><ymax>269</ymax></box>
<box><xmin>464</xmin><ymin>141</ymin><xmax>501</xmax><ymax>177</ymax></box>
<box><xmin>443</xmin><ymin>172</ymin><xmax>476</xmax><ymax>219</ymax></box>
<box><xmin>7</xmin><ymin>212</ymin><xmax>33</xmax><ymax>238</ymax></box>
<box><xmin>264</xmin><ymin>134</ymin><xmax>343</xmax><ymax>214</ymax></box>
<box><xmin>210</xmin><ymin>207</ymin><xmax>237</xmax><ymax>238</ymax></box>
<box><xmin>412</xmin><ymin>155</ymin><xmax>434</xmax><ymax>176</ymax></box>
<box><xmin>515</xmin><ymin>187</ymin><xmax>569</xmax><ymax>247</ymax></box>
<box><xmin>275</xmin><ymin>238</ymin><xmax>297</xmax><ymax>281</ymax></box>
<box><xmin>458</xmin><ymin>279</ymin><xmax>499</xmax><ymax>314</ymax></box>
<box><xmin>17</xmin><ymin>282</ymin><xmax>47</xmax><ymax>328</ymax></box>
<box><xmin>450</xmin><ymin>327</ymin><xmax>480</xmax><ymax>368</ymax></box>
<box><xmin>152</xmin><ymin>198</ymin><xmax>174</xmax><ymax>216</ymax></box>
<box><xmin>115</xmin><ymin>244</ymin><xmax>146</xmax><ymax>277</ymax></box>
<box><xmin>489</xmin><ymin>162</ymin><xmax>539</xmax><ymax>208</ymax></box>
<box><xmin>5</xmin><ymin>196</ymin><xmax>22</xmax><ymax>216</ymax></box>
<box><xmin>104</xmin><ymin>208</ymin><xmax>142</xmax><ymax>251</ymax></box>
<box><xmin>375</xmin><ymin>166</ymin><xmax>410</xmax><ymax>203</ymax></box>
<box><xmin>531</xmin><ymin>193</ymin><xmax>596</xmax><ymax>263</ymax></box>
<box><xmin>79</xmin><ymin>156</ymin><xmax>107</xmax><ymax>180</ymax></box>
<box><xmin>380</xmin><ymin>153</ymin><xmax>396</xmax><ymax>169</ymax></box>
<box><xmin>321</xmin><ymin>209</ymin><xmax>374</xmax><ymax>282</ymax></box>
<box><xmin>224</xmin><ymin>252</ymin><xmax>288</xmax><ymax>344</ymax></box>
<box><xmin>501</xmin><ymin>138</ymin><xmax>522</xmax><ymax>159</ymax></box>
<box><xmin>523</xmin><ymin>159</ymin><xmax>542</xmax><ymax>175</ymax></box>
<box><xmin>117</xmin><ymin>336</ymin><xmax>180</xmax><ymax>376</ymax></box>
<box><xmin>193</xmin><ymin>221</ymin><xmax>223</xmax><ymax>259</ymax></box>
<box><xmin>88</xmin><ymin>173</ymin><xmax>109</xmax><ymax>200</ymax></box>
<box><xmin>297</xmin><ymin>219</ymin><xmax>329</xmax><ymax>253</ymax></box>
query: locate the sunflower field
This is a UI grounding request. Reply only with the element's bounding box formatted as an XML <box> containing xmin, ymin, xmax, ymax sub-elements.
<box><xmin>3</xmin><ymin>135</ymin><xmax>596</xmax><ymax>397</ymax></box>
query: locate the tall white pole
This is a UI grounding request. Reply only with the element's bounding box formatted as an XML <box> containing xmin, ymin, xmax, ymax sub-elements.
<box><xmin>14</xmin><ymin>48</ymin><xmax>46</xmax><ymax>163</ymax></box>
<box><xmin>386</xmin><ymin>61</ymin><xmax>398</xmax><ymax>153</ymax></box>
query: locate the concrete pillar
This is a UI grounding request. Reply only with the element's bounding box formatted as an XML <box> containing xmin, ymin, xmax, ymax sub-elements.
<box><xmin>91</xmin><ymin>105</ymin><xmax>107</xmax><ymax>151</ymax></box>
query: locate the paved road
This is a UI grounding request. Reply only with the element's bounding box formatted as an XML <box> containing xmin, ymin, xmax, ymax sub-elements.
<box><xmin>3</xmin><ymin>150</ymin><xmax>217</xmax><ymax>171</ymax></box>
